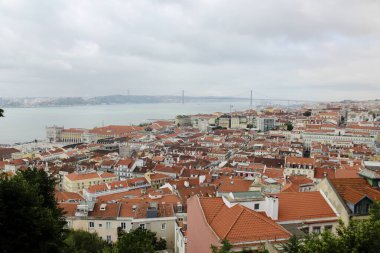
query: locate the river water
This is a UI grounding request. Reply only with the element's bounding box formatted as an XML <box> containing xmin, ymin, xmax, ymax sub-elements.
<box><xmin>0</xmin><ymin>102</ymin><xmax>254</xmax><ymax>145</ymax></box>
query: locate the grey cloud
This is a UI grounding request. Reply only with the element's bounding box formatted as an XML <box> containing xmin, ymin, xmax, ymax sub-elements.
<box><xmin>0</xmin><ymin>0</ymin><xmax>380</xmax><ymax>101</ymax></box>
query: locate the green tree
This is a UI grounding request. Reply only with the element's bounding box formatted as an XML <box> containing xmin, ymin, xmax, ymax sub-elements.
<box><xmin>283</xmin><ymin>202</ymin><xmax>380</xmax><ymax>253</ymax></box>
<box><xmin>303</xmin><ymin>111</ymin><xmax>311</xmax><ymax>117</ymax></box>
<box><xmin>21</xmin><ymin>168</ymin><xmax>63</xmax><ymax>219</ymax></box>
<box><xmin>211</xmin><ymin>239</ymin><xmax>267</xmax><ymax>253</ymax></box>
<box><xmin>300</xmin><ymin>232</ymin><xmax>342</xmax><ymax>253</ymax></box>
<box><xmin>283</xmin><ymin>235</ymin><xmax>301</xmax><ymax>253</ymax></box>
<box><xmin>0</xmin><ymin>169</ymin><xmax>66</xmax><ymax>253</ymax></box>
<box><xmin>63</xmin><ymin>230</ymin><xmax>110</xmax><ymax>253</ymax></box>
<box><xmin>115</xmin><ymin>227</ymin><xmax>166</xmax><ymax>253</ymax></box>
<box><xmin>0</xmin><ymin>108</ymin><xmax>3</xmax><ymax>117</ymax></box>
<box><xmin>285</xmin><ymin>121</ymin><xmax>294</xmax><ymax>131</ymax></box>
<box><xmin>211</xmin><ymin>239</ymin><xmax>232</xmax><ymax>253</ymax></box>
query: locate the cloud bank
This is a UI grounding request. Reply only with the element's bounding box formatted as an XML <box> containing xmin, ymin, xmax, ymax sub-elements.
<box><xmin>0</xmin><ymin>0</ymin><xmax>380</xmax><ymax>100</ymax></box>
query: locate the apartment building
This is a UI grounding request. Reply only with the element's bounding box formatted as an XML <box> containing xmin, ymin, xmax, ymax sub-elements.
<box><xmin>61</xmin><ymin>201</ymin><xmax>177</xmax><ymax>249</ymax></box>
<box><xmin>256</xmin><ymin>117</ymin><xmax>276</xmax><ymax>131</ymax></box>
<box><xmin>284</xmin><ymin>157</ymin><xmax>315</xmax><ymax>179</ymax></box>
<box><xmin>62</xmin><ymin>171</ymin><xmax>118</xmax><ymax>192</ymax></box>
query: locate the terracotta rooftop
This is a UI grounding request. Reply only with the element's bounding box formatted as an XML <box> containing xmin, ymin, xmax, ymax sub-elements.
<box><xmin>286</xmin><ymin>157</ymin><xmax>315</xmax><ymax>165</ymax></box>
<box><xmin>217</xmin><ymin>179</ymin><xmax>253</xmax><ymax>193</ymax></box>
<box><xmin>59</xmin><ymin>203</ymin><xmax>77</xmax><ymax>216</ymax></box>
<box><xmin>330</xmin><ymin>178</ymin><xmax>380</xmax><ymax>204</ymax></box>
<box><xmin>277</xmin><ymin>191</ymin><xmax>337</xmax><ymax>222</ymax></box>
<box><xmin>263</xmin><ymin>168</ymin><xmax>284</xmax><ymax>179</ymax></box>
<box><xmin>65</xmin><ymin>171</ymin><xmax>117</xmax><ymax>181</ymax></box>
<box><xmin>65</xmin><ymin>172</ymin><xmax>101</xmax><ymax>181</ymax></box>
<box><xmin>90</xmin><ymin>203</ymin><xmax>120</xmax><ymax>218</ymax></box>
<box><xmin>55</xmin><ymin>191</ymin><xmax>84</xmax><ymax>203</ymax></box>
<box><xmin>116</xmin><ymin>158</ymin><xmax>134</xmax><ymax>167</ymax></box>
<box><xmin>149</xmin><ymin>173</ymin><xmax>171</xmax><ymax>181</ymax></box>
<box><xmin>199</xmin><ymin>197</ymin><xmax>291</xmax><ymax>243</ymax></box>
<box><xmin>282</xmin><ymin>175</ymin><xmax>314</xmax><ymax>193</ymax></box>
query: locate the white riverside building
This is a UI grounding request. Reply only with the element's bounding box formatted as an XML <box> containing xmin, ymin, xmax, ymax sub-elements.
<box><xmin>301</xmin><ymin>130</ymin><xmax>375</xmax><ymax>148</ymax></box>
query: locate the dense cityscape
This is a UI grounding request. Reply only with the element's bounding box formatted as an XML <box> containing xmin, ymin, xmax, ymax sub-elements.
<box><xmin>1</xmin><ymin>100</ymin><xmax>380</xmax><ymax>252</ymax></box>
<box><xmin>2</xmin><ymin>0</ymin><xmax>380</xmax><ymax>252</ymax></box>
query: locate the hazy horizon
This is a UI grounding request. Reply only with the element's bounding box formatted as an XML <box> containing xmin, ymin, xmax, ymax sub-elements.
<box><xmin>0</xmin><ymin>93</ymin><xmax>378</xmax><ymax>103</ymax></box>
<box><xmin>1</xmin><ymin>0</ymin><xmax>380</xmax><ymax>100</ymax></box>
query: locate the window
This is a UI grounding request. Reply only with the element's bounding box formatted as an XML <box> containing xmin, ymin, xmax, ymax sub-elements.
<box><xmin>89</xmin><ymin>222</ymin><xmax>94</xmax><ymax>228</ymax></box>
<box><xmin>161</xmin><ymin>223</ymin><xmax>166</xmax><ymax>230</ymax></box>
<box><xmin>365</xmin><ymin>203</ymin><xmax>370</xmax><ymax>213</ymax></box>
<box><xmin>121</xmin><ymin>222</ymin><xmax>126</xmax><ymax>229</ymax></box>
<box><xmin>106</xmin><ymin>222</ymin><xmax>111</xmax><ymax>229</ymax></box>
<box><xmin>254</xmin><ymin>203</ymin><xmax>260</xmax><ymax>210</ymax></box>
<box><xmin>313</xmin><ymin>226</ymin><xmax>321</xmax><ymax>234</ymax></box>
<box><xmin>106</xmin><ymin>235</ymin><xmax>111</xmax><ymax>243</ymax></box>
<box><xmin>140</xmin><ymin>224</ymin><xmax>145</xmax><ymax>229</ymax></box>
<box><xmin>300</xmin><ymin>227</ymin><xmax>309</xmax><ymax>234</ymax></box>
<box><xmin>99</xmin><ymin>223</ymin><xmax>102</xmax><ymax>228</ymax></box>
<box><xmin>325</xmin><ymin>225</ymin><xmax>333</xmax><ymax>232</ymax></box>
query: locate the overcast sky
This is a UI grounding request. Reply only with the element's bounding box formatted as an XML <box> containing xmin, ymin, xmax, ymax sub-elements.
<box><xmin>0</xmin><ymin>0</ymin><xmax>380</xmax><ymax>101</ymax></box>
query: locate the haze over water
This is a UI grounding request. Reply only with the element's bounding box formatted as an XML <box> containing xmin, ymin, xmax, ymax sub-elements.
<box><xmin>0</xmin><ymin>102</ymin><xmax>258</xmax><ymax>145</ymax></box>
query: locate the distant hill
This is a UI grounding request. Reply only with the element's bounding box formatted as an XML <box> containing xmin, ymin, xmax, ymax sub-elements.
<box><xmin>0</xmin><ymin>95</ymin><xmax>249</xmax><ymax>108</ymax></box>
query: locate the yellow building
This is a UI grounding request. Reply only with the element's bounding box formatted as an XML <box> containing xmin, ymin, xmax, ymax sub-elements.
<box><xmin>61</xmin><ymin>128</ymin><xmax>85</xmax><ymax>143</ymax></box>
<box><xmin>144</xmin><ymin>172</ymin><xmax>171</xmax><ymax>189</ymax></box>
<box><xmin>63</xmin><ymin>171</ymin><xmax>117</xmax><ymax>192</ymax></box>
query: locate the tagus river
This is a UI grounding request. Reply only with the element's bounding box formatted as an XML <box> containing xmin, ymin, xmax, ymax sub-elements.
<box><xmin>0</xmin><ymin>102</ymin><xmax>255</xmax><ymax>145</ymax></box>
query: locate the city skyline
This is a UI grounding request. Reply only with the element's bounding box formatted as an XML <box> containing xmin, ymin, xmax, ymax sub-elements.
<box><xmin>0</xmin><ymin>0</ymin><xmax>380</xmax><ymax>100</ymax></box>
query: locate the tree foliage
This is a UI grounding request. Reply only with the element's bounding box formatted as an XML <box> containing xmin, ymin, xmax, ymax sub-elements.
<box><xmin>285</xmin><ymin>121</ymin><xmax>294</xmax><ymax>131</ymax></box>
<box><xmin>211</xmin><ymin>239</ymin><xmax>267</xmax><ymax>253</ymax></box>
<box><xmin>0</xmin><ymin>168</ymin><xmax>173</xmax><ymax>253</ymax></box>
<box><xmin>0</xmin><ymin>108</ymin><xmax>4</xmax><ymax>117</ymax></box>
<box><xmin>303</xmin><ymin>111</ymin><xmax>311</xmax><ymax>117</ymax></box>
<box><xmin>116</xmin><ymin>227</ymin><xmax>166</xmax><ymax>253</ymax></box>
<box><xmin>63</xmin><ymin>230</ymin><xmax>110</xmax><ymax>253</ymax></box>
<box><xmin>283</xmin><ymin>202</ymin><xmax>380</xmax><ymax>253</ymax></box>
<box><xmin>283</xmin><ymin>235</ymin><xmax>301</xmax><ymax>253</ymax></box>
<box><xmin>0</xmin><ymin>169</ymin><xmax>66</xmax><ymax>253</ymax></box>
<box><xmin>211</xmin><ymin>239</ymin><xmax>232</xmax><ymax>253</ymax></box>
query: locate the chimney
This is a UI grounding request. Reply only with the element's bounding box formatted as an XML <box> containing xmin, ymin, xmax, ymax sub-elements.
<box><xmin>265</xmin><ymin>196</ymin><xmax>279</xmax><ymax>221</ymax></box>
<box><xmin>100</xmin><ymin>203</ymin><xmax>107</xmax><ymax>211</ymax></box>
<box><xmin>177</xmin><ymin>202</ymin><xmax>183</xmax><ymax>213</ymax></box>
<box><xmin>199</xmin><ymin>175</ymin><xmax>206</xmax><ymax>185</ymax></box>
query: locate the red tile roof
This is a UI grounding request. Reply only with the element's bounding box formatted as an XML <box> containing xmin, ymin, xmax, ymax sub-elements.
<box><xmin>282</xmin><ymin>176</ymin><xmax>313</xmax><ymax>193</ymax></box>
<box><xmin>277</xmin><ymin>191</ymin><xmax>337</xmax><ymax>222</ymax></box>
<box><xmin>199</xmin><ymin>197</ymin><xmax>290</xmax><ymax>243</ymax></box>
<box><xmin>55</xmin><ymin>191</ymin><xmax>84</xmax><ymax>202</ymax></box>
<box><xmin>330</xmin><ymin>178</ymin><xmax>380</xmax><ymax>203</ymax></box>
<box><xmin>286</xmin><ymin>157</ymin><xmax>315</xmax><ymax>165</ymax></box>
<box><xmin>65</xmin><ymin>171</ymin><xmax>117</xmax><ymax>181</ymax></box>
<box><xmin>217</xmin><ymin>179</ymin><xmax>253</xmax><ymax>193</ymax></box>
